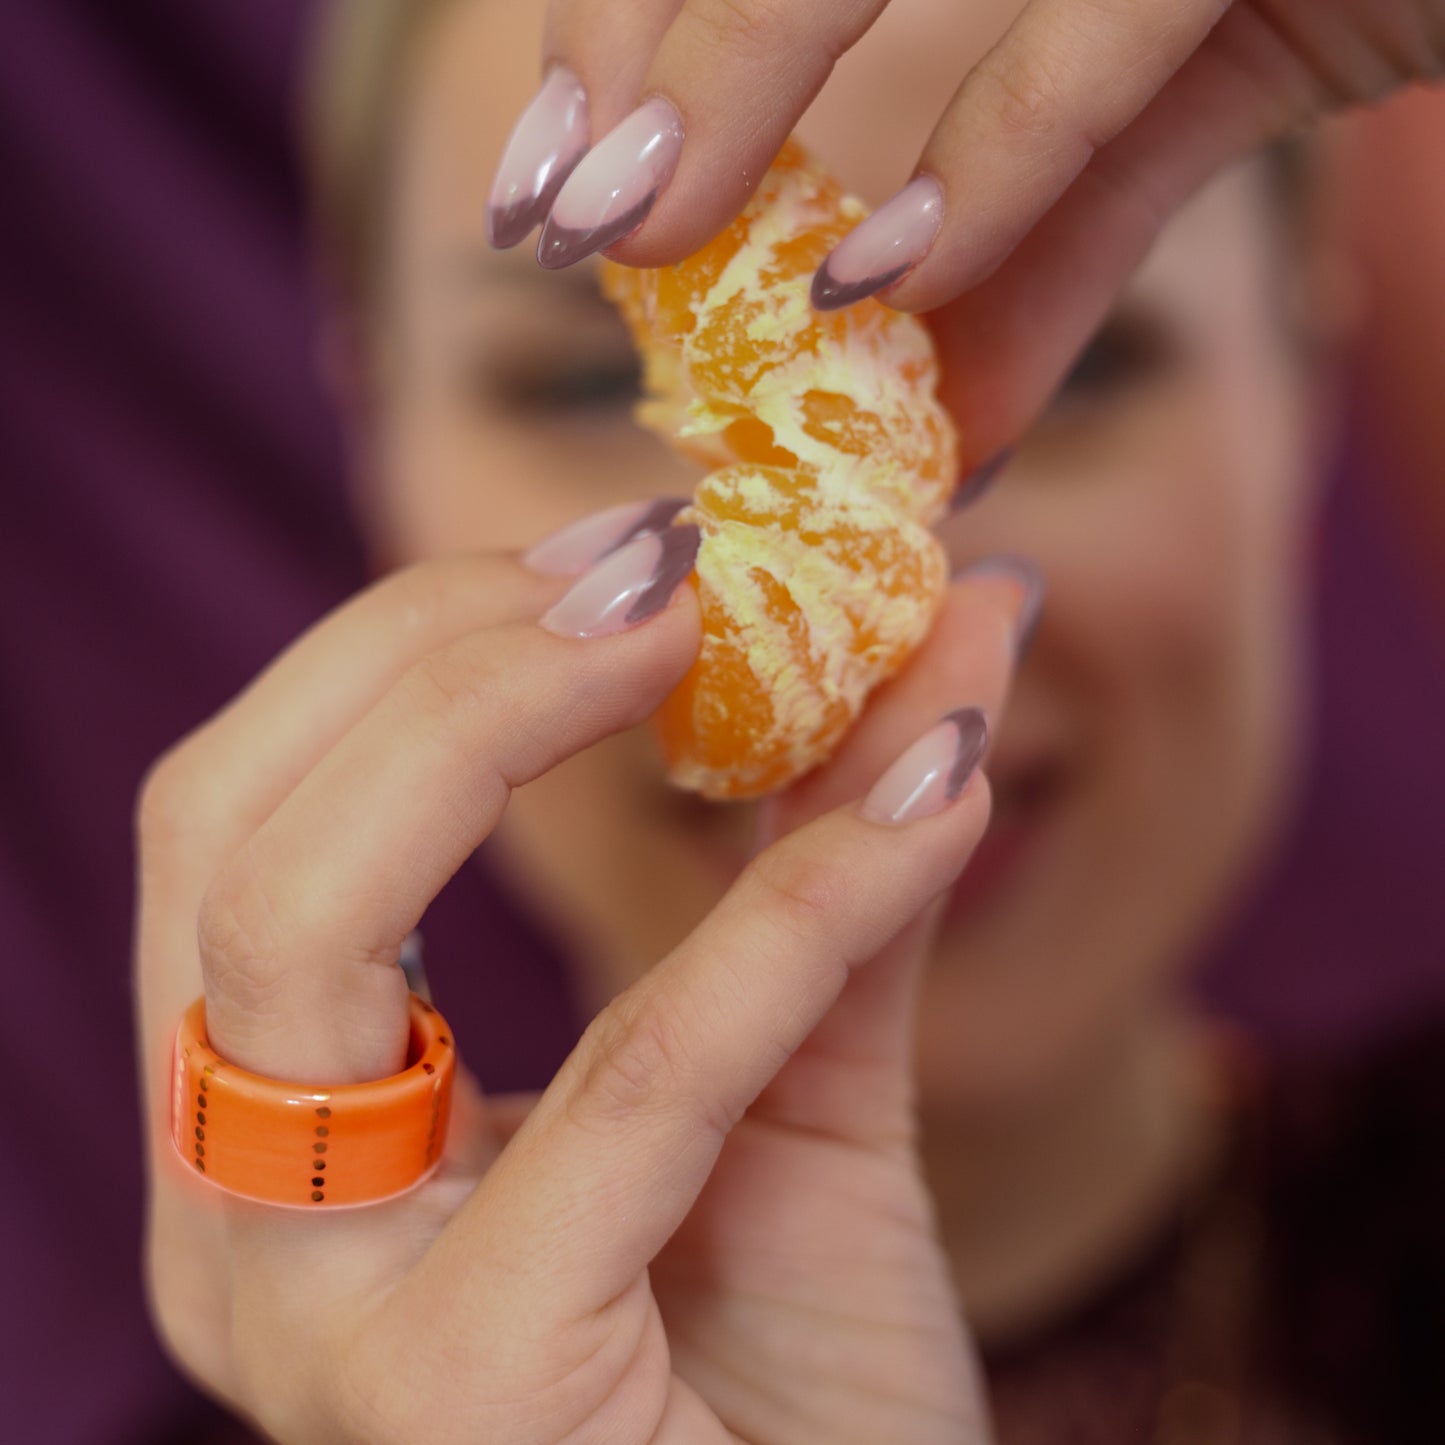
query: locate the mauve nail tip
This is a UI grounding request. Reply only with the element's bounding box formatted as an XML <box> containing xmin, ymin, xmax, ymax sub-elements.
<box><xmin>810</xmin><ymin>260</ymin><xmax>911</xmax><ymax>312</ymax></box>
<box><xmin>625</xmin><ymin>497</ymin><xmax>691</xmax><ymax>539</ymax></box>
<box><xmin>536</xmin><ymin>189</ymin><xmax>659</xmax><ymax>270</ymax></box>
<box><xmin>488</xmin><ymin>198</ymin><xmax>546</xmax><ymax>251</ymax></box>
<box><xmin>943</xmin><ymin>708</ymin><xmax>989</xmax><ymax>799</ymax></box>
<box><xmin>948</xmin><ymin>448</ymin><xmax>1015</xmax><ymax>512</ymax></box>
<box><xmin>489</xmin><ymin>159</ymin><xmax>584</xmax><ymax>250</ymax></box>
<box><xmin>623</xmin><ymin>524</ymin><xmax>701</xmax><ymax>625</ymax></box>
<box><xmin>594</xmin><ymin>497</ymin><xmax>692</xmax><ymax>565</ymax></box>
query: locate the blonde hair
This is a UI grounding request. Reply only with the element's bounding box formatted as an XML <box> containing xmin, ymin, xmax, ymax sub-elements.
<box><xmin>305</xmin><ymin>0</ymin><xmax>457</xmax><ymax>308</ymax></box>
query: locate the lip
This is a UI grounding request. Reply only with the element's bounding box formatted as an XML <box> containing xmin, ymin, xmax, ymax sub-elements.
<box><xmin>650</xmin><ymin>782</ymin><xmax>758</xmax><ymax>887</ymax></box>
<box><xmin>942</xmin><ymin>754</ymin><xmax>1071</xmax><ymax>927</ymax></box>
<box><xmin>642</xmin><ymin>740</ymin><xmax>1075</xmax><ymax>924</ymax></box>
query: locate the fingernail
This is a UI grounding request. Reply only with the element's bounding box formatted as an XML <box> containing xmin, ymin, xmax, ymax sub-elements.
<box><xmin>949</xmin><ymin>448</ymin><xmax>1014</xmax><ymax>513</ymax></box>
<box><xmin>523</xmin><ymin>497</ymin><xmax>690</xmax><ymax>577</ymax></box>
<box><xmin>488</xmin><ymin>67</ymin><xmax>590</xmax><ymax>250</ymax></box>
<box><xmin>536</xmin><ymin>97</ymin><xmax>684</xmax><ymax>270</ymax></box>
<box><xmin>539</xmin><ymin>524</ymin><xmax>700</xmax><ymax>637</ymax></box>
<box><xmin>860</xmin><ymin>707</ymin><xmax>989</xmax><ymax>825</ymax></box>
<box><xmin>951</xmin><ymin>554</ymin><xmax>1046</xmax><ymax>656</ymax></box>
<box><xmin>811</xmin><ymin>174</ymin><xmax>944</xmax><ymax>311</ymax></box>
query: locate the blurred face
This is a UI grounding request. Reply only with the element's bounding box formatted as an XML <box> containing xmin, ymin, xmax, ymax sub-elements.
<box><xmin>361</xmin><ymin>0</ymin><xmax>1321</xmax><ymax>1112</ymax></box>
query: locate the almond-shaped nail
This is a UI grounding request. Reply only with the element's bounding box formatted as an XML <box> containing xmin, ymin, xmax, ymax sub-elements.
<box><xmin>860</xmin><ymin>708</ymin><xmax>989</xmax><ymax>825</ymax></box>
<box><xmin>812</xmin><ymin>175</ymin><xmax>944</xmax><ymax>311</ymax></box>
<box><xmin>523</xmin><ymin>497</ymin><xmax>690</xmax><ymax>577</ymax></box>
<box><xmin>949</xmin><ymin>448</ymin><xmax>1014</xmax><ymax>513</ymax></box>
<box><xmin>539</xmin><ymin>524</ymin><xmax>700</xmax><ymax>638</ymax></box>
<box><xmin>488</xmin><ymin>67</ymin><xmax>590</xmax><ymax>250</ymax></box>
<box><xmin>536</xmin><ymin>97</ymin><xmax>684</xmax><ymax>270</ymax></box>
<box><xmin>951</xmin><ymin>555</ymin><xmax>1046</xmax><ymax>655</ymax></box>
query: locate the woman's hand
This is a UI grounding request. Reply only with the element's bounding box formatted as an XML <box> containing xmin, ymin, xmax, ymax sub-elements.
<box><xmin>135</xmin><ymin>518</ymin><xmax>1033</xmax><ymax>1444</ymax></box>
<box><xmin>525</xmin><ymin>0</ymin><xmax>1443</xmax><ymax>449</ymax></box>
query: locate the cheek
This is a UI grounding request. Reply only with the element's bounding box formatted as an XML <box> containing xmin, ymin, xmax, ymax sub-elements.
<box><xmin>920</xmin><ymin>361</ymin><xmax>1314</xmax><ymax>1109</ymax></box>
<box><xmin>1043</xmin><ymin>350</ymin><xmax>1310</xmax><ymax>790</ymax></box>
<box><xmin>373</xmin><ymin>386</ymin><xmax>700</xmax><ymax>565</ymax></box>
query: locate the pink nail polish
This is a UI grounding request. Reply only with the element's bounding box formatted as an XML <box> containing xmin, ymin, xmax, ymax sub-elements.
<box><xmin>523</xmin><ymin>498</ymin><xmax>690</xmax><ymax>577</ymax></box>
<box><xmin>812</xmin><ymin>175</ymin><xmax>944</xmax><ymax>311</ymax></box>
<box><xmin>951</xmin><ymin>555</ymin><xmax>1046</xmax><ymax>656</ymax></box>
<box><xmin>488</xmin><ymin>67</ymin><xmax>590</xmax><ymax>250</ymax></box>
<box><xmin>859</xmin><ymin>708</ymin><xmax>988</xmax><ymax>825</ymax></box>
<box><xmin>536</xmin><ymin>97</ymin><xmax>684</xmax><ymax>270</ymax></box>
<box><xmin>539</xmin><ymin>525</ymin><xmax>700</xmax><ymax>638</ymax></box>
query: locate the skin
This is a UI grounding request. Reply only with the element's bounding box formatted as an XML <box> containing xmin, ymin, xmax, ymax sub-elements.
<box><xmin>133</xmin><ymin>0</ymin><xmax>1369</xmax><ymax>1440</ymax></box>
<box><xmin>382</xmin><ymin>0</ymin><xmax>1321</xmax><ymax>1219</ymax></box>
<box><xmin>547</xmin><ymin>0</ymin><xmax>1441</xmax><ymax>450</ymax></box>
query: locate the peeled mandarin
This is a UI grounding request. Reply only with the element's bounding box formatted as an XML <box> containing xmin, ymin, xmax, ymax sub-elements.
<box><xmin>600</xmin><ymin>140</ymin><xmax>958</xmax><ymax>798</ymax></box>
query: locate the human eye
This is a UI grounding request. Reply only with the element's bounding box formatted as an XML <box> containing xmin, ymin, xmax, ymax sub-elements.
<box><xmin>487</xmin><ymin>350</ymin><xmax>642</xmax><ymax>417</ymax></box>
<box><xmin>1045</xmin><ymin>311</ymin><xmax>1179</xmax><ymax>419</ymax></box>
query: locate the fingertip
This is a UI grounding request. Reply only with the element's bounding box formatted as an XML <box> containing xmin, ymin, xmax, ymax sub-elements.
<box><xmin>949</xmin><ymin>554</ymin><xmax>1045</xmax><ymax>657</ymax></box>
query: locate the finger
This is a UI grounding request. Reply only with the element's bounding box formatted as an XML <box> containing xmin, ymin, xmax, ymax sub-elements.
<box><xmin>195</xmin><ymin>528</ymin><xmax>702</xmax><ymax>1086</ymax></box>
<box><xmin>138</xmin><ymin>554</ymin><xmax>559</xmax><ymax>1053</ymax></box>
<box><xmin>486</xmin><ymin>0</ymin><xmax>683</xmax><ymax>246</ymax></box>
<box><xmin>535</xmin><ymin>0</ymin><xmax>890</xmax><ymax>269</ymax></box>
<box><xmin>812</xmin><ymin>0</ymin><xmax>1229</xmax><ymax>315</ymax></box>
<box><xmin>746</xmin><ymin>563</ymin><xmax>1041</xmax><ymax>1142</ymax></box>
<box><xmin>777</xmin><ymin>561</ymin><xmax>1041</xmax><ymax>828</ymax></box>
<box><xmin>134</xmin><ymin>549</ymin><xmax>569</xmax><ymax>1394</ymax></box>
<box><xmin>414</xmin><ymin>696</ymin><xmax>994</xmax><ymax>1330</ymax></box>
<box><xmin>542</xmin><ymin>0</ymin><xmax>681</xmax><ymax>133</ymax></box>
<box><xmin>915</xmin><ymin>5</ymin><xmax>1331</xmax><ymax>453</ymax></box>
<box><xmin>137</xmin><ymin>505</ymin><xmax>689</xmax><ymax>1115</ymax></box>
<box><xmin>137</xmin><ymin>516</ymin><xmax>686</xmax><ymax>1356</ymax></box>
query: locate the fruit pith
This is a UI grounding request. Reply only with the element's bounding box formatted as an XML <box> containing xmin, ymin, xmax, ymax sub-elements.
<box><xmin>601</xmin><ymin>140</ymin><xmax>959</xmax><ymax>798</ymax></box>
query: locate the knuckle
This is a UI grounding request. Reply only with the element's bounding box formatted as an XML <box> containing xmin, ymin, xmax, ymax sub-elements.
<box><xmin>381</xmin><ymin>552</ymin><xmax>490</xmax><ymax>641</ymax></box>
<box><xmin>984</xmin><ymin>52</ymin><xmax>1069</xmax><ymax>142</ymax></box>
<box><xmin>686</xmin><ymin>0</ymin><xmax>805</xmax><ymax>64</ymax></box>
<box><xmin>134</xmin><ymin>734</ymin><xmax>219</xmax><ymax>854</ymax></box>
<box><xmin>396</xmin><ymin>637</ymin><xmax>504</xmax><ymax>751</ymax></box>
<box><xmin>196</xmin><ymin>844</ymin><xmax>289</xmax><ymax>1012</ymax></box>
<box><xmin>744</xmin><ymin>842</ymin><xmax>846</xmax><ymax>944</ymax></box>
<box><xmin>574</xmin><ymin>987</ymin><xmax>702</xmax><ymax>1131</ymax></box>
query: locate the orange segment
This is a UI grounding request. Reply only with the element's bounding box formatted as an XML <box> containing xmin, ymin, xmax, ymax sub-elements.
<box><xmin>600</xmin><ymin>140</ymin><xmax>959</xmax><ymax>798</ymax></box>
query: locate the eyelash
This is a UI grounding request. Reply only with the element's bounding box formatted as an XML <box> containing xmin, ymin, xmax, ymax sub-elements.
<box><xmin>1051</xmin><ymin>320</ymin><xmax>1174</xmax><ymax>408</ymax></box>
<box><xmin>482</xmin><ymin>316</ymin><xmax>1171</xmax><ymax>428</ymax></box>
<box><xmin>490</xmin><ymin>355</ymin><xmax>642</xmax><ymax>416</ymax></box>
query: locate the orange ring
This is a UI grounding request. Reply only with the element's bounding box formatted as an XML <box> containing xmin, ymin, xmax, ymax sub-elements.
<box><xmin>170</xmin><ymin>993</ymin><xmax>455</xmax><ymax>1208</ymax></box>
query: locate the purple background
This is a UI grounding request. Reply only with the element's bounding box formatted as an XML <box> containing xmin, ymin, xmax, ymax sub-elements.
<box><xmin>2</xmin><ymin>2</ymin><xmax>1442</xmax><ymax>1439</ymax></box>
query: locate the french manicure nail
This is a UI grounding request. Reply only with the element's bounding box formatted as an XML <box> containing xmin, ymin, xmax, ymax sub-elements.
<box><xmin>539</xmin><ymin>524</ymin><xmax>700</xmax><ymax>637</ymax></box>
<box><xmin>536</xmin><ymin>97</ymin><xmax>684</xmax><ymax>270</ymax></box>
<box><xmin>949</xmin><ymin>448</ymin><xmax>1014</xmax><ymax>513</ymax></box>
<box><xmin>860</xmin><ymin>707</ymin><xmax>989</xmax><ymax>825</ymax></box>
<box><xmin>488</xmin><ymin>67</ymin><xmax>590</xmax><ymax>250</ymax></box>
<box><xmin>523</xmin><ymin>497</ymin><xmax>690</xmax><ymax>577</ymax></box>
<box><xmin>951</xmin><ymin>554</ymin><xmax>1046</xmax><ymax>655</ymax></box>
<box><xmin>811</xmin><ymin>174</ymin><xmax>944</xmax><ymax>311</ymax></box>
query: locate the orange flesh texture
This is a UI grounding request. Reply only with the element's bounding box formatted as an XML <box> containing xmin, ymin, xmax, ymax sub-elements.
<box><xmin>601</xmin><ymin>141</ymin><xmax>959</xmax><ymax>798</ymax></box>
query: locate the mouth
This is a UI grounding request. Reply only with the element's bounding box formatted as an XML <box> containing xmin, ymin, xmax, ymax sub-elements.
<box><xmin>638</xmin><ymin>732</ymin><xmax>1075</xmax><ymax>923</ymax></box>
<box><xmin>942</xmin><ymin>751</ymin><xmax>1073</xmax><ymax>927</ymax></box>
<box><xmin>648</xmin><ymin>775</ymin><xmax>758</xmax><ymax>884</ymax></box>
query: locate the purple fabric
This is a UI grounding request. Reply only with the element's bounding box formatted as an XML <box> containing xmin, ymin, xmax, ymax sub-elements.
<box><xmin>1197</xmin><ymin>408</ymin><xmax>1445</xmax><ymax>1046</ymax></box>
<box><xmin>0</xmin><ymin>2</ymin><xmax>1442</xmax><ymax>1441</ymax></box>
<box><xmin>0</xmin><ymin>4</ymin><xmax>577</xmax><ymax>1441</ymax></box>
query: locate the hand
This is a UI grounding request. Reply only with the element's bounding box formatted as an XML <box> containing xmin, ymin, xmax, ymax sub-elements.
<box><xmin>528</xmin><ymin>0</ymin><xmax>1443</xmax><ymax>449</ymax></box>
<box><xmin>135</xmin><ymin>520</ymin><xmax>1034</xmax><ymax>1444</ymax></box>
